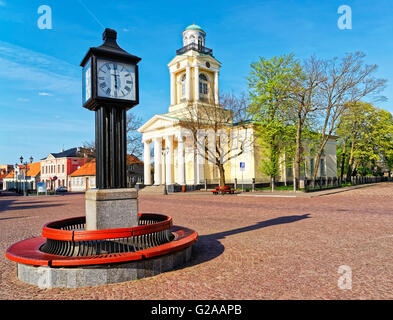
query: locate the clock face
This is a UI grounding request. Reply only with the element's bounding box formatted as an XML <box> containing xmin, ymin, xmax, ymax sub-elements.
<box><xmin>96</xmin><ymin>59</ymin><xmax>136</xmax><ymax>101</ymax></box>
<box><xmin>82</xmin><ymin>59</ymin><xmax>91</xmax><ymax>104</ymax></box>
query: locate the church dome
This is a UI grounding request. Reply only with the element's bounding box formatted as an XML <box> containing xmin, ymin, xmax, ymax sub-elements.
<box><xmin>182</xmin><ymin>23</ymin><xmax>206</xmax><ymax>47</ymax></box>
<box><xmin>185</xmin><ymin>23</ymin><xmax>205</xmax><ymax>34</ymax></box>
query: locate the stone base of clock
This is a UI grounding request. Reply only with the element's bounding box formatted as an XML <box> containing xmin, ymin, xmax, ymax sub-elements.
<box><xmin>85</xmin><ymin>188</ymin><xmax>138</xmax><ymax>230</ymax></box>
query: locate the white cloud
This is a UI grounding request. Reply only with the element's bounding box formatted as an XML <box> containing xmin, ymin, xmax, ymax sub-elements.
<box><xmin>38</xmin><ymin>92</ymin><xmax>53</xmax><ymax>96</ymax></box>
<box><xmin>17</xmin><ymin>97</ymin><xmax>29</xmax><ymax>102</ymax></box>
<box><xmin>0</xmin><ymin>41</ymin><xmax>79</xmax><ymax>96</ymax></box>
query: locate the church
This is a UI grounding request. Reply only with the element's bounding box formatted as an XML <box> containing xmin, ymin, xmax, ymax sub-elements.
<box><xmin>137</xmin><ymin>24</ymin><xmax>338</xmax><ymax>188</ymax></box>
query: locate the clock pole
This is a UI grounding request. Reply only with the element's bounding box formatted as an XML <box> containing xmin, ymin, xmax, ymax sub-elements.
<box><xmin>95</xmin><ymin>105</ymin><xmax>127</xmax><ymax>189</ymax></box>
<box><xmin>80</xmin><ymin>28</ymin><xmax>141</xmax><ymax>230</ymax></box>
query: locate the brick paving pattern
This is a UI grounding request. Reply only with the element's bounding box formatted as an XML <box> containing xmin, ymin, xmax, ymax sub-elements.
<box><xmin>0</xmin><ymin>183</ymin><xmax>392</xmax><ymax>299</ymax></box>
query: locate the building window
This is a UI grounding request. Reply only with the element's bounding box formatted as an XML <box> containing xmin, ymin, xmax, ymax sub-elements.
<box><xmin>58</xmin><ymin>165</ymin><xmax>60</xmax><ymax>173</ymax></box>
<box><xmin>320</xmin><ymin>158</ymin><xmax>326</xmax><ymax>176</ymax></box>
<box><xmin>181</xmin><ymin>73</ymin><xmax>186</xmax><ymax>100</ymax></box>
<box><xmin>198</xmin><ymin>37</ymin><xmax>202</xmax><ymax>47</ymax></box>
<box><xmin>62</xmin><ymin>164</ymin><xmax>65</xmax><ymax>173</ymax></box>
<box><xmin>310</xmin><ymin>158</ymin><xmax>314</xmax><ymax>176</ymax></box>
<box><xmin>199</xmin><ymin>74</ymin><xmax>208</xmax><ymax>97</ymax></box>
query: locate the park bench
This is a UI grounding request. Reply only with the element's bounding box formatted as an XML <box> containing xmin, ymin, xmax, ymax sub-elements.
<box><xmin>210</xmin><ymin>186</ymin><xmax>235</xmax><ymax>195</ymax></box>
<box><xmin>6</xmin><ymin>214</ymin><xmax>197</xmax><ymax>267</ymax></box>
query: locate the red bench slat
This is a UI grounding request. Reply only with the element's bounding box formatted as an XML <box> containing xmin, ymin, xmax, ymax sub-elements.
<box><xmin>5</xmin><ymin>226</ymin><xmax>197</xmax><ymax>267</ymax></box>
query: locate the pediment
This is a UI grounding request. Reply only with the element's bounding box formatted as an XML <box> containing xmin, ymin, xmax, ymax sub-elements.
<box><xmin>137</xmin><ymin>115</ymin><xmax>179</xmax><ymax>133</ymax></box>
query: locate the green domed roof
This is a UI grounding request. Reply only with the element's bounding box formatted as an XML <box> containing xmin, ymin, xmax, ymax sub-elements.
<box><xmin>185</xmin><ymin>23</ymin><xmax>205</xmax><ymax>32</ymax></box>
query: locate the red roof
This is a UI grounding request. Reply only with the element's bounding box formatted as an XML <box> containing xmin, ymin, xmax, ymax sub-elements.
<box><xmin>127</xmin><ymin>155</ymin><xmax>143</xmax><ymax>164</ymax></box>
<box><xmin>70</xmin><ymin>160</ymin><xmax>96</xmax><ymax>177</ymax></box>
<box><xmin>26</xmin><ymin>162</ymin><xmax>41</xmax><ymax>177</ymax></box>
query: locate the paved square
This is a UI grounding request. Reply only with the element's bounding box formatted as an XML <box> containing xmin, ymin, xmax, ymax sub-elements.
<box><xmin>1</xmin><ymin>183</ymin><xmax>392</xmax><ymax>299</ymax></box>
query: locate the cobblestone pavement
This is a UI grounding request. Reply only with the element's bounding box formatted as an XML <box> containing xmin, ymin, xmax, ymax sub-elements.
<box><xmin>0</xmin><ymin>183</ymin><xmax>392</xmax><ymax>300</ymax></box>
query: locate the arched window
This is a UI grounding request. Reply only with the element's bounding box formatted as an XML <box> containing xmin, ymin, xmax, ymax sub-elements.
<box><xmin>190</xmin><ymin>35</ymin><xmax>195</xmax><ymax>44</ymax></box>
<box><xmin>199</xmin><ymin>74</ymin><xmax>208</xmax><ymax>97</ymax></box>
<box><xmin>184</xmin><ymin>37</ymin><xmax>188</xmax><ymax>46</ymax></box>
<box><xmin>181</xmin><ymin>73</ymin><xmax>186</xmax><ymax>100</ymax></box>
<box><xmin>198</xmin><ymin>37</ymin><xmax>203</xmax><ymax>48</ymax></box>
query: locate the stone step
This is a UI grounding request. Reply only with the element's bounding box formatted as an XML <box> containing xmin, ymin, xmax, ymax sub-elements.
<box><xmin>138</xmin><ymin>185</ymin><xmax>166</xmax><ymax>194</ymax></box>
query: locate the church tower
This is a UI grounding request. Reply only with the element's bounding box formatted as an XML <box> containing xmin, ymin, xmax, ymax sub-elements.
<box><xmin>167</xmin><ymin>24</ymin><xmax>221</xmax><ymax>115</ymax></box>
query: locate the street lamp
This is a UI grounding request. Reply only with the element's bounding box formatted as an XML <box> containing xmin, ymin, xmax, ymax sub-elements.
<box><xmin>19</xmin><ymin>156</ymin><xmax>28</xmax><ymax>196</ymax></box>
<box><xmin>14</xmin><ymin>163</ymin><xmax>18</xmax><ymax>193</ymax></box>
<box><xmin>29</xmin><ymin>156</ymin><xmax>33</xmax><ymax>164</ymax></box>
<box><xmin>163</xmin><ymin>147</ymin><xmax>169</xmax><ymax>195</ymax></box>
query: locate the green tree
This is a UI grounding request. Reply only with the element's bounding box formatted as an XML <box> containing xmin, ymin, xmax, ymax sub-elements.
<box><xmin>337</xmin><ymin>102</ymin><xmax>393</xmax><ymax>178</ymax></box>
<box><xmin>248</xmin><ymin>54</ymin><xmax>301</xmax><ymax>190</ymax></box>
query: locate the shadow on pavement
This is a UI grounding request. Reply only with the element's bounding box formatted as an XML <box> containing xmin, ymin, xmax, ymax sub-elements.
<box><xmin>0</xmin><ymin>216</ymin><xmax>29</xmax><ymax>221</ymax></box>
<box><xmin>0</xmin><ymin>198</ymin><xmax>65</xmax><ymax>213</ymax></box>
<box><xmin>185</xmin><ymin>214</ymin><xmax>311</xmax><ymax>269</ymax></box>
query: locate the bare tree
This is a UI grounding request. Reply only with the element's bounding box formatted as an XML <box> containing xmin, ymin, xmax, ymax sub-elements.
<box><xmin>180</xmin><ymin>92</ymin><xmax>253</xmax><ymax>186</ymax></box>
<box><xmin>126</xmin><ymin>112</ymin><xmax>143</xmax><ymax>159</ymax></box>
<box><xmin>290</xmin><ymin>55</ymin><xmax>326</xmax><ymax>189</ymax></box>
<box><xmin>83</xmin><ymin>111</ymin><xmax>143</xmax><ymax>159</ymax></box>
<box><xmin>310</xmin><ymin>52</ymin><xmax>387</xmax><ymax>180</ymax></box>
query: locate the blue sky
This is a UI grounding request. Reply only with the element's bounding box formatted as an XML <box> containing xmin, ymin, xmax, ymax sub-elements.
<box><xmin>1</xmin><ymin>0</ymin><xmax>393</xmax><ymax>164</ymax></box>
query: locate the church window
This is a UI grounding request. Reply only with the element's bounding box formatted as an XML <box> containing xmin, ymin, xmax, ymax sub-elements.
<box><xmin>181</xmin><ymin>73</ymin><xmax>186</xmax><ymax>100</ymax></box>
<box><xmin>199</xmin><ymin>74</ymin><xmax>208</xmax><ymax>97</ymax></box>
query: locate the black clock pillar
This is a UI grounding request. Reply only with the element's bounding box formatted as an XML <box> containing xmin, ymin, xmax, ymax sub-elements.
<box><xmin>81</xmin><ymin>28</ymin><xmax>141</xmax><ymax>190</ymax></box>
<box><xmin>95</xmin><ymin>105</ymin><xmax>127</xmax><ymax>189</ymax></box>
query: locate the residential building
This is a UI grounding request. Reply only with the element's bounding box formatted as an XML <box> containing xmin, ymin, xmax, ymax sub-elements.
<box><xmin>126</xmin><ymin>155</ymin><xmax>144</xmax><ymax>187</ymax></box>
<box><xmin>70</xmin><ymin>155</ymin><xmax>144</xmax><ymax>191</ymax></box>
<box><xmin>40</xmin><ymin>147</ymin><xmax>90</xmax><ymax>191</ymax></box>
<box><xmin>2</xmin><ymin>162</ymin><xmax>41</xmax><ymax>192</ymax></box>
<box><xmin>70</xmin><ymin>160</ymin><xmax>96</xmax><ymax>192</ymax></box>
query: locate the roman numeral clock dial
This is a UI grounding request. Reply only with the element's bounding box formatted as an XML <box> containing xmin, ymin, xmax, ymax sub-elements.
<box><xmin>97</xmin><ymin>60</ymin><xmax>135</xmax><ymax>101</ymax></box>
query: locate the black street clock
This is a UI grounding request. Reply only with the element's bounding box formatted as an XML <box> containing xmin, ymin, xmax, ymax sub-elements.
<box><xmin>80</xmin><ymin>29</ymin><xmax>142</xmax><ymax>189</ymax></box>
<box><xmin>81</xmin><ymin>28</ymin><xmax>141</xmax><ymax>111</ymax></box>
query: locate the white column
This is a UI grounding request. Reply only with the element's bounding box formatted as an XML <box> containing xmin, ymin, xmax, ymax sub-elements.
<box><xmin>161</xmin><ymin>144</ymin><xmax>166</xmax><ymax>185</ymax></box>
<box><xmin>196</xmin><ymin>130</ymin><xmax>205</xmax><ymax>184</ymax></box>
<box><xmin>177</xmin><ymin>134</ymin><xmax>185</xmax><ymax>185</ymax></box>
<box><xmin>186</xmin><ymin>65</ymin><xmax>191</xmax><ymax>101</ymax></box>
<box><xmin>165</xmin><ymin>135</ymin><xmax>173</xmax><ymax>185</ymax></box>
<box><xmin>214</xmin><ymin>70</ymin><xmax>219</xmax><ymax>105</ymax></box>
<box><xmin>153</xmin><ymin>137</ymin><xmax>162</xmax><ymax>185</ymax></box>
<box><xmin>170</xmin><ymin>71</ymin><xmax>175</xmax><ymax>105</ymax></box>
<box><xmin>143</xmin><ymin>140</ymin><xmax>152</xmax><ymax>185</ymax></box>
<box><xmin>194</xmin><ymin>65</ymin><xmax>199</xmax><ymax>102</ymax></box>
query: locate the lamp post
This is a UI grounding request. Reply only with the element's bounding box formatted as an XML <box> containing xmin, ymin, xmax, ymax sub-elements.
<box><xmin>20</xmin><ymin>156</ymin><xmax>26</xmax><ymax>196</ymax></box>
<box><xmin>163</xmin><ymin>147</ymin><xmax>168</xmax><ymax>195</ymax></box>
<box><xmin>19</xmin><ymin>156</ymin><xmax>31</xmax><ymax>196</ymax></box>
<box><xmin>14</xmin><ymin>163</ymin><xmax>18</xmax><ymax>193</ymax></box>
